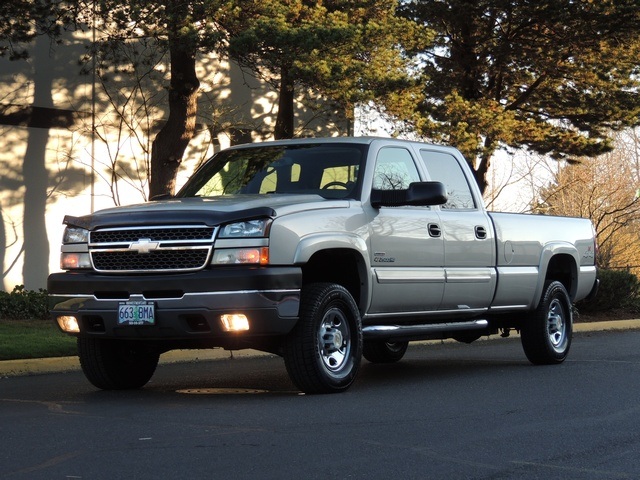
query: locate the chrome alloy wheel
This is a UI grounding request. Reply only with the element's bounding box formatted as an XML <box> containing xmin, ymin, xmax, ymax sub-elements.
<box><xmin>521</xmin><ymin>280</ymin><xmax>572</xmax><ymax>365</ymax></box>
<box><xmin>319</xmin><ymin>307</ymin><xmax>351</xmax><ymax>373</ymax></box>
<box><xmin>283</xmin><ymin>282</ymin><xmax>362</xmax><ymax>393</ymax></box>
<box><xmin>547</xmin><ymin>298</ymin><xmax>567</xmax><ymax>352</ymax></box>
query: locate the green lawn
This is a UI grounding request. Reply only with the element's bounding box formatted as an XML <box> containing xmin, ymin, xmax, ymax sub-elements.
<box><xmin>0</xmin><ymin>319</ymin><xmax>77</xmax><ymax>361</ymax></box>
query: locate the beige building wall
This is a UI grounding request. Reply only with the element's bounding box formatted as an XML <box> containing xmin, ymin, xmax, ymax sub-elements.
<box><xmin>0</xmin><ymin>31</ymin><xmax>348</xmax><ymax>291</ymax></box>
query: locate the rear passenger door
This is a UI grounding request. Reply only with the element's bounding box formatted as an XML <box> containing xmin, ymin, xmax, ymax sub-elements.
<box><xmin>418</xmin><ymin>149</ymin><xmax>496</xmax><ymax>313</ymax></box>
<box><xmin>367</xmin><ymin>146</ymin><xmax>445</xmax><ymax>315</ymax></box>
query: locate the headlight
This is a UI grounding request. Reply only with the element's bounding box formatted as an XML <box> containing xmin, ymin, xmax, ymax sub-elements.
<box><xmin>63</xmin><ymin>226</ymin><xmax>89</xmax><ymax>244</ymax></box>
<box><xmin>218</xmin><ymin>219</ymin><xmax>271</xmax><ymax>238</ymax></box>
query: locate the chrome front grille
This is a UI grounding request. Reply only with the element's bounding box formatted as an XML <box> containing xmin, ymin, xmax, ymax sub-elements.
<box><xmin>89</xmin><ymin>225</ymin><xmax>216</xmax><ymax>273</ymax></box>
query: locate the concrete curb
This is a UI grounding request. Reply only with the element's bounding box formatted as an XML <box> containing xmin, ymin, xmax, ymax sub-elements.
<box><xmin>2</xmin><ymin>320</ymin><xmax>639</xmax><ymax>378</ymax></box>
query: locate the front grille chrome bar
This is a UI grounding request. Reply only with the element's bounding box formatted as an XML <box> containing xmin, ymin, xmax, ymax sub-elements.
<box><xmin>89</xmin><ymin>225</ymin><xmax>217</xmax><ymax>273</ymax></box>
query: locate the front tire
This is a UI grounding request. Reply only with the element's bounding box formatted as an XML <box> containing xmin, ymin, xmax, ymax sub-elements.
<box><xmin>521</xmin><ymin>281</ymin><xmax>572</xmax><ymax>365</ymax></box>
<box><xmin>283</xmin><ymin>283</ymin><xmax>362</xmax><ymax>394</ymax></box>
<box><xmin>78</xmin><ymin>338</ymin><xmax>159</xmax><ymax>390</ymax></box>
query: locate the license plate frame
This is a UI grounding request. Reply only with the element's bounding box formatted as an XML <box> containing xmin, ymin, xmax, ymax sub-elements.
<box><xmin>118</xmin><ymin>301</ymin><xmax>155</xmax><ymax>326</ymax></box>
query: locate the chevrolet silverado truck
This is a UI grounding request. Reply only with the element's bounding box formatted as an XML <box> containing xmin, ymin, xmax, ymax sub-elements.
<box><xmin>48</xmin><ymin>137</ymin><xmax>599</xmax><ymax>394</ymax></box>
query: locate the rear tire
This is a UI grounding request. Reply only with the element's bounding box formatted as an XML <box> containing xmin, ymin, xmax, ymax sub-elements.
<box><xmin>363</xmin><ymin>341</ymin><xmax>408</xmax><ymax>363</ymax></box>
<box><xmin>521</xmin><ymin>281</ymin><xmax>572</xmax><ymax>365</ymax></box>
<box><xmin>78</xmin><ymin>338</ymin><xmax>159</xmax><ymax>390</ymax></box>
<box><xmin>283</xmin><ymin>283</ymin><xmax>362</xmax><ymax>394</ymax></box>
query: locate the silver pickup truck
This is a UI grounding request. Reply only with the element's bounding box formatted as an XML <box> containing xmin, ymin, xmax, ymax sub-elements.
<box><xmin>48</xmin><ymin>137</ymin><xmax>598</xmax><ymax>393</ymax></box>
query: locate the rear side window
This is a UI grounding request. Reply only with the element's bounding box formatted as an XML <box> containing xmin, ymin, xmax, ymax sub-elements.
<box><xmin>419</xmin><ymin>150</ymin><xmax>475</xmax><ymax>209</ymax></box>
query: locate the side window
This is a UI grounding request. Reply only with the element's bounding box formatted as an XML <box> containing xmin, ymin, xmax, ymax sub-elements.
<box><xmin>419</xmin><ymin>150</ymin><xmax>475</xmax><ymax>209</ymax></box>
<box><xmin>373</xmin><ymin>147</ymin><xmax>420</xmax><ymax>190</ymax></box>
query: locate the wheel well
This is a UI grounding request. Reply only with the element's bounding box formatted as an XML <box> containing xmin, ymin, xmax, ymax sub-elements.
<box><xmin>301</xmin><ymin>249</ymin><xmax>365</xmax><ymax>310</ymax></box>
<box><xmin>545</xmin><ymin>254</ymin><xmax>577</xmax><ymax>298</ymax></box>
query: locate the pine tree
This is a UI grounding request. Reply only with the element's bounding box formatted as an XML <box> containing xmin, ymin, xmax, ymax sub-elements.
<box><xmin>223</xmin><ymin>0</ymin><xmax>417</xmax><ymax>138</ymax></box>
<box><xmin>399</xmin><ymin>0</ymin><xmax>640</xmax><ymax>193</ymax></box>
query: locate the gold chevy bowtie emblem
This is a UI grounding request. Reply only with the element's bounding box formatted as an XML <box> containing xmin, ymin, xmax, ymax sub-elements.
<box><xmin>129</xmin><ymin>238</ymin><xmax>160</xmax><ymax>254</ymax></box>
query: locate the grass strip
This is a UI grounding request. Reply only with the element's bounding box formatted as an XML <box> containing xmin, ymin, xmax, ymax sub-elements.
<box><xmin>0</xmin><ymin>319</ymin><xmax>77</xmax><ymax>361</ymax></box>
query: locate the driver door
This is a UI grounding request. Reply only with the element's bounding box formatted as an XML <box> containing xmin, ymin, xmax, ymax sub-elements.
<box><xmin>368</xmin><ymin>146</ymin><xmax>445</xmax><ymax>315</ymax></box>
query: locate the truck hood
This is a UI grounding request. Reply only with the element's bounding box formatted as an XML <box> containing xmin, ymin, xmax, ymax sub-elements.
<box><xmin>64</xmin><ymin>195</ymin><xmax>349</xmax><ymax>230</ymax></box>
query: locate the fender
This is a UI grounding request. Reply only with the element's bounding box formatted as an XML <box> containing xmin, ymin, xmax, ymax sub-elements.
<box><xmin>293</xmin><ymin>232</ymin><xmax>372</xmax><ymax>309</ymax></box>
<box><xmin>531</xmin><ymin>242</ymin><xmax>580</xmax><ymax>309</ymax></box>
<box><xmin>293</xmin><ymin>232</ymin><xmax>369</xmax><ymax>264</ymax></box>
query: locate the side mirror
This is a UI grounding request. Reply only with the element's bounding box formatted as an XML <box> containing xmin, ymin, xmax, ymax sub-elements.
<box><xmin>370</xmin><ymin>182</ymin><xmax>447</xmax><ymax>208</ymax></box>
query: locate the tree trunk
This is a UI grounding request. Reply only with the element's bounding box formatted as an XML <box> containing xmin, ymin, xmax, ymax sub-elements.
<box><xmin>473</xmin><ymin>137</ymin><xmax>497</xmax><ymax>195</ymax></box>
<box><xmin>472</xmin><ymin>158</ymin><xmax>489</xmax><ymax>195</ymax></box>
<box><xmin>274</xmin><ymin>66</ymin><xmax>295</xmax><ymax>140</ymax></box>
<box><xmin>149</xmin><ymin>32</ymin><xmax>200</xmax><ymax>198</ymax></box>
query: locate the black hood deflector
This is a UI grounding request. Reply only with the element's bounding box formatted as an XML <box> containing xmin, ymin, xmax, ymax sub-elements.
<box><xmin>63</xmin><ymin>207</ymin><xmax>276</xmax><ymax>230</ymax></box>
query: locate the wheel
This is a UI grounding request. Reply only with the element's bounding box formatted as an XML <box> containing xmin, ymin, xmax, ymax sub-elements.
<box><xmin>77</xmin><ymin>338</ymin><xmax>159</xmax><ymax>390</ymax></box>
<box><xmin>283</xmin><ymin>283</ymin><xmax>362</xmax><ymax>394</ymax></box>
<box><xmin>363</xmin><ymin>340</ymin><xmax>408</xmax><ymax>363</ymax></box>
<box><xmin>521</xmin><ymin>281</ymin><xmax>572</xmax><ymax>365</ymax></box>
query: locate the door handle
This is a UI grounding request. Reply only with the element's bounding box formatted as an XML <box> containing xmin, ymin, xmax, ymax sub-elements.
<box><xmin>428</xmin><ymin>223</ymin><xmax>441</xmax><ymax>238</ymax></box>
<box><xmin>475</xmin><ymin>226</ymin><xmax>487</xmax><ymax>239</ymax></box>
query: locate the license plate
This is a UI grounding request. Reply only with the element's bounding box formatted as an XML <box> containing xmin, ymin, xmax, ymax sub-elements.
<box><xmin>118</xmin><ymin>301</ymin><xmax>155</xmax><ymax>326</ymax></box>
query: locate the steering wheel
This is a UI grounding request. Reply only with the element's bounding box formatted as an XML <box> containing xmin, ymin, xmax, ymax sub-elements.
<box><xmin>322</xmin><ymin>181</ymin><xmax>350</xmax><ymax>190</ymax></box>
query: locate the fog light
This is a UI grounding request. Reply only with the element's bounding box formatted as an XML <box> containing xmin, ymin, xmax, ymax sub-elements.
<box><xmin>220</xmin><ymin>314</ymin><xmax>250</xmax><ymax>332</ymax></box>
<box><xmin>57</xmin><ymin>315</ymin><xmax>80</xmax><ymax>333</ymax></box>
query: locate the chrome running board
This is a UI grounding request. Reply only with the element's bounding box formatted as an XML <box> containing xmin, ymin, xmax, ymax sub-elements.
<box><xmin>362</xmin><ymin>319</ymin><xmax>489</xmax><ymax>341</ymax></box>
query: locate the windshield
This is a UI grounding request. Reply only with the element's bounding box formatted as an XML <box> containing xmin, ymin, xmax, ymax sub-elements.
<box><xmin>177</xmin><ymin>143</ymin><xmax>367</xmax><ymax>200</ymax></box>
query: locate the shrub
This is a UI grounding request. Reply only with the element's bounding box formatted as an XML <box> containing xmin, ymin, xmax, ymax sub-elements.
<box><xmin>577</xmin><ymin>269</ymin><xmax>639</xmax><ymax>313</ymax></box>
<box><xmin>0</xmin><ymin>285</ymin><xmax>49</xmax><ymax>320</ymax></box>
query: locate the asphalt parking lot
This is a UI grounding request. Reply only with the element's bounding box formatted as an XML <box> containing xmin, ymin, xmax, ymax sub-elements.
<box><xmin>2</xmin><ymin>319</ymin><xmax>639</xmax><ymax>378</ymax></box>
